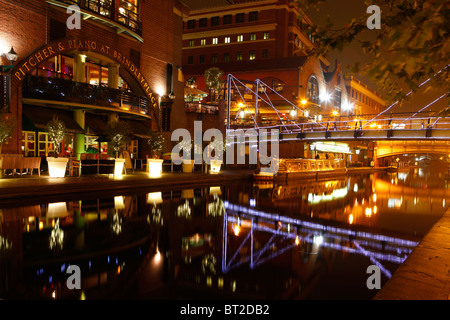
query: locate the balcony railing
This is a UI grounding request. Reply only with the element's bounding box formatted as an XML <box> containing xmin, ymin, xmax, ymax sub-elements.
<box><xmin>23</xmin><ymin>76</ymin><xmax>150</xmax><ymax>115</ymax></box>
<box><xmin>185</xmin><ymin>102</ymin><xmax>219</xmax><ymax>115</ymax></box>
<box><xmin>55</xmin><ymin>0</ymin><xmax>142</xmax><ymax>36</ymax></box>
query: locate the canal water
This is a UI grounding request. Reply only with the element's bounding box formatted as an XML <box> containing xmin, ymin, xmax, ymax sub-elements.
<box><xmin>0</xmin><ymin>161</ymin><xmax>449</xmax><ymax>300</ymax></box>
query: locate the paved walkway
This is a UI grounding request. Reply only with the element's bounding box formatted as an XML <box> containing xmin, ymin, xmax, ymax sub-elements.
<box><xmin>375</xmin><ymin>207</ymin><xmax>450</xmax><ymax>300</ymax></box>
<box><xmin>0</xmin><ymin>170</ymin><xmax>254</xmax><ymax>201</ymax></box>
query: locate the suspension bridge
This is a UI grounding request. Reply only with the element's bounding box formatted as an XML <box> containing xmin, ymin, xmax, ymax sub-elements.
<box><xmin>225</xmin><ymin>71</ymin><xmax>450</xmax><ymax>143</ymax></box>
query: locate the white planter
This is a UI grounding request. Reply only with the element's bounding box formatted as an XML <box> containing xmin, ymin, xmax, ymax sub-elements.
<box><xmin>182</xmin><ymin>159</ymin><xmax>195</xmax><ymax>173</ymax></box>
<box><xmin>209</xmin><ymin>160</ymin><xmax>223</xmax><ymax>174</ymax></box>
<box><xmin>147</xmin><ymin>158</ymin><xmax>163</xmax><ymax>177</ymax></box>
<box><xmin>114</xmin><ymin>158</ymin><xmax>126</xmax><ymax>176</ymax></box>
<box><xmin>47</xmin><ymin>157</ymin><xmax>69</xmax><ymax>178</ymax></box>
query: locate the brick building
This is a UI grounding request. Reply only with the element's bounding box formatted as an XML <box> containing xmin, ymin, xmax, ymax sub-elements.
<box><xmin>181</xmin><ymin>0</ymin><xmax>357</xmax><ymax>159</ymax></box>
<box><xmin>0</xmin><ymin>0</ymin><xmax>187</xmax><ymax>160</ymax></box>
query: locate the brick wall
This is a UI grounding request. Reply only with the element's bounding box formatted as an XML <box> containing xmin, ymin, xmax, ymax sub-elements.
<box><xmin>0</xmin><ymin>0</ymin><xmax>185</xmax><ymax>154</ymax></box>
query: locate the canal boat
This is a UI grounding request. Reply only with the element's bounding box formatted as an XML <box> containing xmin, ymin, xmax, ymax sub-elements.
<box><xmin>253</xmin><ymin>158</ymin><xmax>347</xmax><ymax>181</ymax></box>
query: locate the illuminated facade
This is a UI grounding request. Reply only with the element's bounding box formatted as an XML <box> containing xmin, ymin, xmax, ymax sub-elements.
<box><xmin>0</xmin><ymin>0</ymin><xmax>186</xmax><ymax>159</ymax></box>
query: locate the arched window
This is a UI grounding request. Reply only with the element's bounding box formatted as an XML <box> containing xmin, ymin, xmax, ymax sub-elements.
<box><xmin>306</xmin><ymin>76</ymin><xmax>319</xmax><ymax>104</ymax></box>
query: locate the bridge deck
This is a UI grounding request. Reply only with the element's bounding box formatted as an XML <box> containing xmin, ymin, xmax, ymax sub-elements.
<box><xmin>374</xmin><ymin>207</ymin><xmax>450</xmax><ymax>300</ymax></box>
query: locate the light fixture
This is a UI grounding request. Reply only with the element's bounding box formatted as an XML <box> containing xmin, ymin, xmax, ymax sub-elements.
<box><xmin>6</xmin><ymin>46</ymin><xmax>18</xmax><ymax>64</ymax></box>
<box><xmin>319</xmin><ymin>92</ymin><xmax>331</xmax><ymax>103</ymax></box>
<box><xmin>168</xmin><ymin>91</ymin><xmax>176</xmax><ymax>100</ymax></box>
<box><xmin>301</xmin><ymin>99</ymin><xmax>308</xmax><ymax>105</ymax></box>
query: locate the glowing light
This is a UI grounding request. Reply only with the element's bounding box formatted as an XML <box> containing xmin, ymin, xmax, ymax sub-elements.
<box><xmin>320</xmin><ymin>92</ymin><xmax>331</xmax><ymax>103</ymax></box>
<box><xmin>349</xmin><ymin>214</ymin><xmax>354</xmax><ymax>224</ymax></box>
<box><xmin>295</xmin><ymin>236</ymin><xmax>300</xmax><ymax>246</ymax></box>
<box><xmin>365</xmin><ymin>207</ymin><xmax>372</xmax><ymax>217</ymax></box>
<box><xmin>233</xmin><ymin>224</ymin><xmax>241</xmax><ymax>236</ymax></box>
<box><xmin>373</xmin><ymin>206</ymin><xmax>378</xmax><ymax>214</ymax></box>
<box><xmin>313</xmin><ymin>235</ymin><xmax>323</xmax><ymax>246</ymax></box>
<box><xmin>209</xmin><ymin>160</ymin><xmax>222</xmax><ymax>174</ymax></box>
<box><xmin>114</xmin><ymin>159</ymin><xmax>125</xmax><ymax>177</ymax></box>
<box><xmin>301</xmin><ymin>99</ymin><xmax>308</xmax><ymax>105</ymax></box>
<box><xmin>239</xmin><ymin>110</ymin><xmax>245</xmax><ymax>119</ymax></box>
<box><xmin>47</xmin><ymin>157</ymin><xmax>69</xmax><ymax>178</ymax></box>
<box><xmin>373</xmin><ymin>194</ymin><xmax>377</xmax><ymax>202</ymax></box>
<box><xmin>332</xmin><ymin>110</ymin><xmax>339</xmax><ymax>116</ymax></box>
<box><xmin>147</xmin><ymin>159</ymin><xmax>163</xmax><ymax>178</ymax></box>
<box><xmin>147</xmin><ymin>192</ymin><xmax>163</xmax><ymax>205</ymax></box>
<box><xmin>304</xmin><ymin>110</ymin><xmax>309</xmax><ymax>118</ymax></box>
<box><xmin>342</xmin><ymin>102</ymin><xmax>354</xmax><ymax>111</ymax></box>
<box><xmin>155</xmin><ymin>251</ymin><xmax>161</xmax><ymax>262</ymax></box>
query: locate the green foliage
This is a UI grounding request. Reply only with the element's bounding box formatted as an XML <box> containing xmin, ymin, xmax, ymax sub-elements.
<box><xmin>296</xmin><ymin>0</ymin><xmax>449</xmax><ymax>105</ymax></box>
<box><xmin>147</xmin><ymin>131</ymin><xmax>166</xmax><ymax>157</ymax></box>
<box><xmin>204</xmin><ymin>67</ymin><xmax>224</xmax><ymax>101</ymax></box>
<box><xmin>0</xmin><ymin>114</ymin><xmax>16</xmax><ymax>147</ymax></box>
<box><xmin>46</xmin><ymin>116</ymin><xmax>66</xmax><ymax>157</ymax></box>
<box><xmin>106</xmin><ymin>121</ymin><xmax>131</xmax><ymax>158</ymax></box>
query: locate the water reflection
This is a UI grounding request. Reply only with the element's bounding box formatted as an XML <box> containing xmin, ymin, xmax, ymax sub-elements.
<box><xmin>0</xmin><ymin>164</ymin><xmax>448</xmax><ymax>300</ymax></box>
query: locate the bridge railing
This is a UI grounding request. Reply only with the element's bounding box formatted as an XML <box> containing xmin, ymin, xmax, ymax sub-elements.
<box><xmin>228</xmin><ymin>112</ymin><xmax>450</xmax><ymax>135</ymax></box>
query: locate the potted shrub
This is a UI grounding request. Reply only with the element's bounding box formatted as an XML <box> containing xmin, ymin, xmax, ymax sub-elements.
<box><xmin>208</xmin><ymin>137</ymin><xmax>224</xmax><ymax>174</ymax></box>
<box><xmin>147</xmin><ymin>131</ymin><xmax>165</xmax><ymax>177</ymax></box>
<box><xmin>180</xmin><ymin>138</ymin><xmax>195</xmax><ymax>173</ymax></box>
<box><xmin>106</xmin><ymin>121</ymin><xmax>131</xmax><ymax>177</ymax></box>
<box><xmin>46</xmin><ymin>116</ymin><xmax>68</xmax><ymax>178</ymax></box>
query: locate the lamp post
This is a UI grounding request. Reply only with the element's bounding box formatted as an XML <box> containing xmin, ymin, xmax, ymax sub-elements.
<box><xmin>1</xmin><ymin>46</ymin><xmax>19</xmax><ymax>73</ymax></box>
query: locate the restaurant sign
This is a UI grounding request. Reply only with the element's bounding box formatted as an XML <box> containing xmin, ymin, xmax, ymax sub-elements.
<box><xmin>11</xmin><ymin>38</ymin><xmax>158</xmax><ymax>109</ymax></box>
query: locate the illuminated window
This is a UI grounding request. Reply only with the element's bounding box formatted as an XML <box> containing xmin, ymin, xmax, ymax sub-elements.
<box><xmin>224</xmin><ymin>52</ymin><xmax>230</xmax><ymax>62</ymax></box>
<box><xmin>212</xmin><ymin>38</ymin><xmax>218</xmax><ymax>45</ymax></box>
<box><xmin>116</xmin><ymin>0</ymin><xmax>140</xmax><ymax>33</ymax></box>
<box><xmin>249</xmin><ymin>51</ymin><xmax>256</xmax><ymax>60</ymax></box>
<box><xmin>250</xmin><ymin>33</ymin><xmax>256</xmax><ymax>41</ymax></box>
<box><xmin>236</xmin><ymin>52</ymin><xmax>242</xmax><ymax>61</ymax></box>
<box><xmin>22</xmin><ymin>131</ymin><xmax>36</xmax><ymax>157</ymax></box>
<box><xmin>38</xmin><ymin>132</ymin><xmax>54</xmax><ymax>157</ymax></box>
<box><xmin>224</xmin><ymin>37</ymin><xmax>231</xmax><ymax>43</ymax></box>
<box><xmin>189</xmin><ymin>40</ymin><xmax>194</xmax><ymax>47</ymax></box>
<box><xmin>263</xmin><ymin>32</ymin><xmax>270</xmax><ymax>40</ymax></box>
<box><xmin>237</xmin><ymin>35</ymin><xmax>243</xmax><ymax>42</ymax></box>
<box><xmin>201</xmin><ymin>39</ymin><xmax>206</xmax><ymax>46</ymax></box>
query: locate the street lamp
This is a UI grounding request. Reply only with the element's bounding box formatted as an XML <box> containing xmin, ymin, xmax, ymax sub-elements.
<box><xmin>1</xmin><ymin>46</ymin><xmax>19</xmax><ymax>73</ymax></box>
<box><xmin>6</xmin><ymin>47</ymin><xmax>18</xmax><ymax>65</ymax></box>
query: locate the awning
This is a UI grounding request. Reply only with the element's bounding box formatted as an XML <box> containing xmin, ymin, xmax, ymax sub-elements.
<box><xmin>185</xmin><ymin>86</ymin><xmax>208</xmax><ymax>97</ymax></box>
<box><xmin>85</xmin><ymin>113</ymin><xmax>152</xmax><ymax>138</ymax></box>
<box><xmin>22</xmin><ymin>105</ymin><xmax>84</xmax><ymax>133</ymax></box>
<box><xmin>125</xmin><ymin>119</ymin><xmax>152</xmax><ymax>138</ymax></box>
